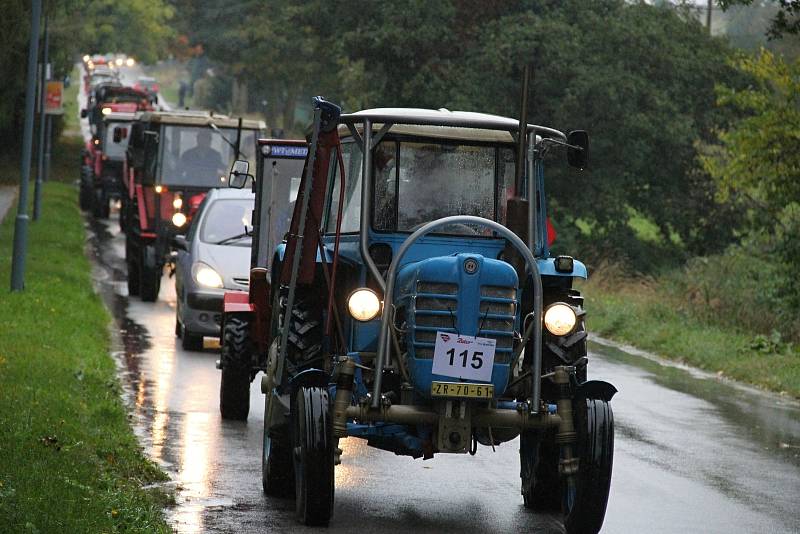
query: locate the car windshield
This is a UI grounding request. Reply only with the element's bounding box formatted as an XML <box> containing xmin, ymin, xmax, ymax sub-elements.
<box><xmin>199</xmin><ymin>198</ymin><xmax>254</xmax><ymax>246</ymax></box>
<box><xmin>327</xmin><ymin>138</ymin><xmax>515</xmax><ymax>236</ymax></box>
<box><xmin>160</xmin><ymin>125</ymin><xmax>257</xmax><ymax>188</ymax></box>
<box><xmin>102</xmin><ymin>121</ymin><xmax>130</xmax><ymax>159</ymax></box>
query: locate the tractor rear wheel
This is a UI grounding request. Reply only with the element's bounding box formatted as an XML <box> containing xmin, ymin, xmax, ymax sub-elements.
<box><xmin>139</xmin><ymin>246</ymin><xmax>161</xmax><ymax>302</ymax></box>
<box><xmin>279</xmin><ymin>292</ymin><xmax>323</xmax><ymax>370</ymax></box>
<box><xmin>219</xmin><ymin>315</ymin><xmax>253</xmax><ymax>420</ymax></box>
<box><xmin>562</xmin><ymin>398</ymin><xmax>614</xmax><ymax>534</ymax></box>
<box><xmin>292</xmin><ymin>386</ymin><xmax>334</xmax><ymax>526</ymax></box>
<box><xmin>520</xmin><ymin>429</ymin><xmax>561</xmax><ymax>511</ymax></box>
<box><xmin>93</xmin><ymin>188</ymin><xmax>110</xmax><ymax>219</ymax></box>
<box><xmin>126</xmin><ymin>240</ymin><xmax>141</xmax><ymax>297</ymax></box>
<box><xmin>79</xmin><ymin>180</ymin><xmax>92</xmax><ymax>211</ymax></box>
<box><xmin>262</xmin><ymin>416</ymin><xmax>293</xmax><ymax>497</ymax></box>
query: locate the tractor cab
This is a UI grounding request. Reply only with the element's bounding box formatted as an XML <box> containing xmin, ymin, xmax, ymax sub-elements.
<box><xmin>123</xmin><ymin>110</ymin><xmax>265</xmax><ymax>302</ymax></box>
<box><xmin>218</xmin><ymin>98</ymin><xmax>615</xmax><ymax>532</ymax></box>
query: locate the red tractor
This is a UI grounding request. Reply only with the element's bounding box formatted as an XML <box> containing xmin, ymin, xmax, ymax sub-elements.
<box><xmin>79</xmin><ymin>111</ymin><xmax>137</xmax><ymax>218</ymax></box>
<box><xmin>123</xmin><ymin>110</ymin><xmax>265</xmax><ymax>301</ymax></box>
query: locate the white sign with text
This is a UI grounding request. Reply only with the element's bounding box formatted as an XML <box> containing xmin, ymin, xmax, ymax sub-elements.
<box><xmin>431</xmin><ymin>331</ymin><xmax>496</xmax><ymax>382</ymax></box>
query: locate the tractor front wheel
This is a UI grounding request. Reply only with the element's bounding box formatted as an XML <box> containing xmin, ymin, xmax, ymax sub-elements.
<box><xmin>219</xmin><ymin>315</ymin><xmax>253</xmax><ymax>420</ymax></box>
<box><xmin>562</xmin><ymin>398</ymin><xmax>614</xmax><ymax>534</ymax></box>
<box><xmin>262</xmin><ymin>416</ymin><xmax>293</xmax><ymax>497</ymax></box>
<box><xmin>292</xmin><ymin>386</ymin><xmax>334</xmax><ymax>526</ymax></box>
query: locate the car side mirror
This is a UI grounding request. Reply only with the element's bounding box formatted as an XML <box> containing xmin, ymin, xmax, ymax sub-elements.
<box><xmin>172</xmin><ymin>235</ymin><xmax>188</xmax><ymax>251</ymax></box>
<box><xmin>566</xmin><ymin>130</ymin><xmax>589</xmax><ymax>170</ymax></box>
<box><xmin>228</xmin><ymin>159</ymin><xmax>252</xmax><ymax>189</ymax></box>
<box><xmin>80</xmin><ymin>109</ymin><xmax>87</xmax><ymax>119</ymax></box>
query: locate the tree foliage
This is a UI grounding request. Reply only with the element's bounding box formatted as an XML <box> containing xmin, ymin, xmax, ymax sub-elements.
<box><xmin>701</xmin><ymin>49</ymin><xmax>800</xmax><ymax>304</ymax></box>
<box><xmin>0</xmin><ymin>0</ymin><xmax>173</xmax><ymax>148</ymax></box>
<box><xmin>719</xmin><ymin>0</ymin><xmax>800</xmax><ymax>39</ymax></box>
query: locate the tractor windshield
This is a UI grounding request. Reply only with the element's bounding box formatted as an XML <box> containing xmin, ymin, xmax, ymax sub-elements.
<box><xmin>327</xmin><ymin>138</ymin><xmax>516</xmax><ymax>236</ymax></box>
<box><xmin>159</xmin><ymin>125</ymin><xmax>257</xmax><ymax>188</ymax></box>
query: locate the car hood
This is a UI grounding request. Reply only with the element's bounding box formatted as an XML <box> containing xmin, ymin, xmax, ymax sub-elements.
<box><xmin>195</xmin><ymin>241</ymin><xmax>251</xmax><ymax>289</ymax></box>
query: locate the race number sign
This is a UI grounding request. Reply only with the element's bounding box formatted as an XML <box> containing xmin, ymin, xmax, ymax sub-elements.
<box><xmin>432</xmin><ymin>332</ymin><xmax>495</xmax><ymax>382</ymax></box>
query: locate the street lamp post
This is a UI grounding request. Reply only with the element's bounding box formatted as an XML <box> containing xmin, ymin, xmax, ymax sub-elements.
<box><xmin>34</xmin><ymin>12</ymin><xmax>49</xmax><ymax>221</ymax></box>
<box><xmin>10</xmin><ymin>0</ymin><xmax>42</xmax><ymax>291</ymax></box>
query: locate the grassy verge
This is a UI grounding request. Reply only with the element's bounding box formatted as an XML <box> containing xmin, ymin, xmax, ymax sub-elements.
<box><xmin>0</xmin><ymin>182</ymin><xmax>170</xmax><ymax>532</ymax></box>
<box><xmin>580</xmin><ymin>264</ymin><xmax>800</xmax><ymax>397</ymax></box>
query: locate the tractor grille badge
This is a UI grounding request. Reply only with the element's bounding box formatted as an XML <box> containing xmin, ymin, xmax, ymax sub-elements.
<box><xmin>463</xmin><ymin>258</ymin><xmax>478</xmax><ymax>274</ymax></box>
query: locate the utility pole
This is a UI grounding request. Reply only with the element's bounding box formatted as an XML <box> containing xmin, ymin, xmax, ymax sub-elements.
<box><xmin>34</xmin><ymin>12</ymin><xmax>48</xmax><ymax>221</ymax></box>
<box><xmin>707</xmin><ymin>0</ymin><xmax>713</xmax><ymax>34</ymax></box>
<box><xmin>11</xmin><ymin>0</ymin><xmax>42</xmax><ymax>291</ymax></box>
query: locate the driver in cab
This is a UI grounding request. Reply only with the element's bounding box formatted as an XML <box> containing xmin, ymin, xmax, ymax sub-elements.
<box><xmin>180</xmin><ymin>130</ymin><xmax>225</xmax><ymax>182</ymax></box>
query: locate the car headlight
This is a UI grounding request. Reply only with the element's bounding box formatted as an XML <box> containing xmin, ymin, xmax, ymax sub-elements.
<box><xmin>347</xmin><ymin>288</ymin><xmax>381</xmax><ymax>322</ymax></box>
<box><xmin>544</xmin><ymin>303</ymin><xmax>578</xmax><ymax>336</ymax></box>
<box><xmin>172</xmin><ymin>212</ymin><xmax>187</xmax><ymax>227</ymax></box>
<box><xmin>192</xmin><ymin>262</ymin><xmax>223</xmax><ymax>288</ymax></box>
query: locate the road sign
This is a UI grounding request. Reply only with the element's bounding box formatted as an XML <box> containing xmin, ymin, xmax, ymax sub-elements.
<box><xmin>45</xmin><ymin>81</ymin><xmax>63</xmax><ymax>115</ymax></box>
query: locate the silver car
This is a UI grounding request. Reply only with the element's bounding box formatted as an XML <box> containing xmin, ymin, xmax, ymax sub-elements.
<box><xmin>174</xmin><ymin>188</ymin><xmax>253</xmax><ymax>351</ymax></box>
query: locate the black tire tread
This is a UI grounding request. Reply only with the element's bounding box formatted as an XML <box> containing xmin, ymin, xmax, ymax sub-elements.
<box><xmin>219</xmin><ymin>316</ymin><xmax>254</xmax><ymax>420</ymax></box>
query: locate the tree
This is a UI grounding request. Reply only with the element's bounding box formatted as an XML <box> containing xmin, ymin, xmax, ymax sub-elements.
<box><xmin>701</xmin><ymin>49</ymin><xmax>800</xmax><ymax>303</ymax></box>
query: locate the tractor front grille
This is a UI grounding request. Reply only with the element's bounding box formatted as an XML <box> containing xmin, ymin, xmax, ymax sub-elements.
<box><xmin>412</xmin><ymin>281</ymin><xmax>458</xmax><ymax>359</ymax></box>
<box><xmin>477</xmin><ymin>285</ymin><xmax>517</xmax><ymax>364</ymax></box>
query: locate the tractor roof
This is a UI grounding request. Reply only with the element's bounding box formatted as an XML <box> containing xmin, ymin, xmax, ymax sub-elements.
<box><xmin>137</xmin><ymin>110</ymin><xmax>265</xmax><ymax>130</ymax></box>
<box><xmin>103</xmin><ymin>112</ymin><xmax>138</xmax><ymax>122</ymax></box>
<box><xmin>339</xmin><ymin>108</ymin><xmax>565</xmax><ymax>144</ymax></box>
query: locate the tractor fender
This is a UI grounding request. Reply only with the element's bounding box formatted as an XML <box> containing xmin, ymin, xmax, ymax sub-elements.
<box><xmin>575</xmin><ymin>380</ymin><xmax>618</xmax><ymax>402</ymax></box>
<box><xmin>223</xmin><ymin>290</ymin><xmax>254</xmax><ymax>314</ymax></box>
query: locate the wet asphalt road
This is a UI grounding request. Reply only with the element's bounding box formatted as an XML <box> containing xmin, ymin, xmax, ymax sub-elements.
<box><xmin>86</xmin><ymin>214</ymin><xmax>800</xmax><ymax>534</ymax></box>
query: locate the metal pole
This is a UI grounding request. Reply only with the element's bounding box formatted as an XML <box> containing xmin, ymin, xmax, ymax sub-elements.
<box><xmin>33</xmin><ymin>12</ymin><xmax>48</xmax><ymax>221</ymax></box>
<box><xmin>44</xmin><ymin>114</ymin><xmax>52</xmax><ymax>183</ymax></box>
<box><xmin>515</xmin><ymin>64</ymin><xmax>530</xmax><ymax>196</ymax></box>
<box><xmin>706</xmin><ymin>0</ymin><xmax>712</xmax><ymax>33</ymax></box>
<box><xmin>11</xmin><ymin>0</ymin><xmax>42</xmax><ymax>291</ymax></box>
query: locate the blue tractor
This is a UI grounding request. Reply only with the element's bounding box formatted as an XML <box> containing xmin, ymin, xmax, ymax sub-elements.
<box><xmin>221</xmin><ymin>97</ymin><xmax>616</xmax><ymax>532</ymax></box>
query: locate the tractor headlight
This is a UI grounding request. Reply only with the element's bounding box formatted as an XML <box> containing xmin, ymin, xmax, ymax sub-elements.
<box><xmin>544</xmin><ymin>303</ymin><xmax>577</xmax><ymax>336</ymax></box>
<box><xmin>192</xmin><ymin>262</ymin><xmax>223</xmax><ymax>288</ymax></box>
<box><xmin>347</xmin><ymin>288</ymin><xmax>381</xmax><ymax>322</ymax></box>
<box><xmin>172</xmin><ymin>212</ymin><xmax>187</xmax><ymax>227</ymax></box>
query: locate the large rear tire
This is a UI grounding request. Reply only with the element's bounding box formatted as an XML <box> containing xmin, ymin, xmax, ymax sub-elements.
<box><xmin>520</xmin><ymin>429</ymin><xmax>561</xmax><ymax>511</ymax></box>
<box><xmin>126</xmin><ymin>240</ymin><xmax>141</xmax><ymax>297</ymax></box>
<box><xmin>139</xmin><ymin>246</ymin><xmax>161</xmax><ymax>302</ymax></box>
<box><xmin>562</xmin><ymin>399</ymin><xmax>614</xmax><ymax>534</ymax></box>
<box><xmin>219</xmin><ymin>315</ymin><xmax>253</xmax><ymax>420</ymax></box>
<box><xmin>262</xmin><ymin>414</ymin><xmax>293</xmax><ymax>497</ymax></box>
<box><xmin>292</xmin><ymin>386</ymin><xmax>334</xmax><ymax>526</ymax></box>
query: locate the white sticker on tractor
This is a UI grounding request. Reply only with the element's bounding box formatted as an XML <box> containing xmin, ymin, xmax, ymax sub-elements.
<box><xmin>432</xmin><ymin>331</ymin><xmax>496</xmax><ymax>382</ymax></box>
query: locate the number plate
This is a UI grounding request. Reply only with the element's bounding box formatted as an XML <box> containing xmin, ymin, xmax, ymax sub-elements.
<box><xmin>431</xmin><ymin>381</ymin><xmax>494</xmax><ymax>399</ymax></box>
<box><xmin>431</xmin><ymin>331</ymin><xmax>496</xmax><ymax>382</ymax></box>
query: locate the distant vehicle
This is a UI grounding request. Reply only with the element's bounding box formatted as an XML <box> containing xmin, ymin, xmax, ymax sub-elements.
<box><xmin>173</xmin><ymin>188</ymin><xmax>254</xmax><ymax>351</ymax></box>
<box><xmin>79</xmin><ymin>111</ymin><xmax>137</xmax><ymax>218</ymax></box>
<box><xmin>133</xmin><ymin>76</ymin><xmax>159</xmax><ymax>97</ymax></box>
<box><xmin>81</xmin><ymin>83</ymin><xmax>153</xmax><ymax>135</ymax></box>
<box><xmin>122</xmin><ymin>110</ymin><xmax>265</xmax><ymax>301</ymax></box>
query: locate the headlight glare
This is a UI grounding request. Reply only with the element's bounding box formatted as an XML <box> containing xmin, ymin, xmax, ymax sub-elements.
<box><xmin>172</xmin><ymin>212</ymin><xmax>187</xmax><ymax>227</ymax></box>
<box><xmin>544</xmin><ymin>303</ymin><xmax>578</xmax><ymax>336</ymax></box>
<box><xmin>347</xmin><ymin>288</ymin><xmax>381</xmax><ymax>322</ymax></box>
<box><xmin>192</xmin><ymin>262</ymin><xmax>223</xmax><ymax>288</ymax></box>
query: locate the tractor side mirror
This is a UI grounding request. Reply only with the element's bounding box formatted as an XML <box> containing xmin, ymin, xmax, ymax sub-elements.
<box><xmin>566</xmin><ymin>130</ymin><xmax>589</xmax><ymax>170</ymax></box>
<box><xmin>228</xmin><ymin>160</ymin><xmax>252</xmax><ymax>189</ymax></box>
<box><xmin>172</xmin><ymin>235</ymin><xmax>188</xmax><ymax>251</ymax></box>
<box><xmin>80</xmin><ymin>109</ymin><xmax>87</xmax><ymax>119</ymax></box>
